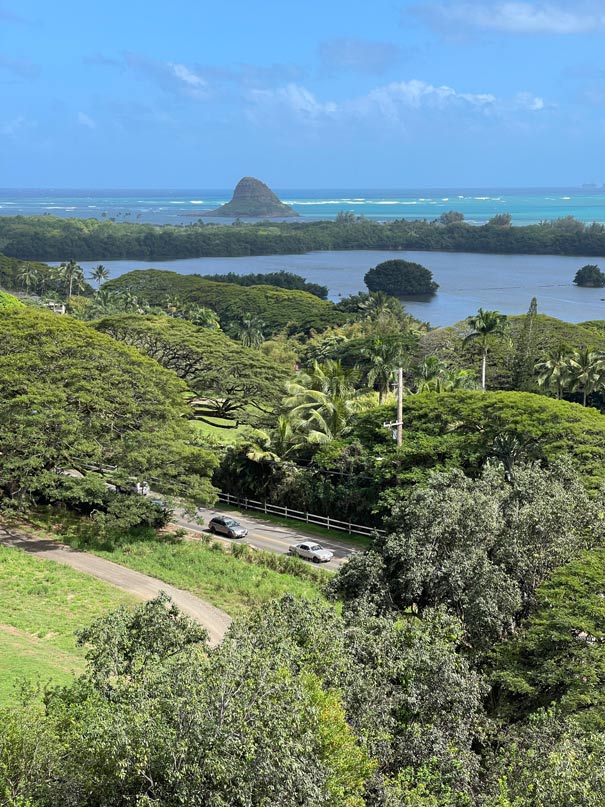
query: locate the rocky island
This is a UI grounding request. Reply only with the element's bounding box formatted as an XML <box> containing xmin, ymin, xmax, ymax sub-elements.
<box><xmin>205</xmin><ymin>176</ymin><xmax>299</xmax><ymax>218</ymax></box>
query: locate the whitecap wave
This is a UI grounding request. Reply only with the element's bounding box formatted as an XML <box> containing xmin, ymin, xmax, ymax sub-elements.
<box><xmin>190</xmin><ymin>200</ymin><xmax>205</xmax><ymax>204</ymax></box>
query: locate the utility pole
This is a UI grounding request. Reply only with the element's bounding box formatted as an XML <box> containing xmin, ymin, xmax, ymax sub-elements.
<box><xmin>396</xmin><ymin>366</ymin><xmax>403</xmax><ymax>447</ymax></box>
<box><xmin>383</xmin><ymin>366</ymin><xmax>404</xmax><ymax>447</ymax></box>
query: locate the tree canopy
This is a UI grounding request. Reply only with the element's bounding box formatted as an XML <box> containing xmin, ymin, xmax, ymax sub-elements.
<box><xmin>574</xmin><ymin>263</ymin><xmax>605</xmax><ymax>287</ymax></box>
<box><xmin>93</xmin><ymin>314</ymin><xmax>289</xmax><ymax>426</ymax></box>
<box><xmin>106</xmin><ymin>270</ymin><xmax>345</xmax><ymax>335</ymax></box>
<box><xmin>364</xmin><ymin>259</ymin><xmax>438</xmax><ymax>297</ymax></box>
<box><xmin>0</xmin><ymin>309</ymin><xmax>217</xmax><ymax>504</ymax></box>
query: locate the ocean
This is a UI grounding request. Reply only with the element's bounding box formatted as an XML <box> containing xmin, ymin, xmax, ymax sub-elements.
<box><xmin>3</xmin><ymin>187</ymin><xmax>605</xmax><ymax>225</ymax></box>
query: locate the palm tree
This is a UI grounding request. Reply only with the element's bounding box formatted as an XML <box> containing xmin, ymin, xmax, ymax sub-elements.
<box><xmin>186</xmin><ymin>305</ymin><xmax>220</xmax><ymax>329</ymax></box>
<box><xmin>414</xmin><ymin>355</ymin><xmax>449</xmax><ymax>393</ymax></box>
<box><xmin>442</xmin><ymin>368</ymin><xmax>479</xmax><ymax>391</ymax></box>
<box><xmin>567</xmin><ymin>347</ymin><xmax>605</xmax><ymax>406</ymax></box>
<box><xmin>17</xmin><ymin>263</ymin><xmax>39</xmax><ymax>294</ymax></box>
<box><xmin>89</xmin><ymin>264</ymin><xmax>109</xmax><ymax>289</ymax></box>
<box><xmin>235</xmin><ymin>313</ymin><xmax>265</xmax><ymax>349</ymax></box>
<box><xmin>89</xmin><ymin>288</ymin><xmax>121</xmax><ymax>316</ymax></box>
<box><xmin>535</xmin><ymin>345</ymin><xmax>573</xmax><ymax>399</ymax></box>
<box><xmin>463</xmin><ymin>308</ymin><xmax>509</xmax><ymax>391</ymax></box>
<box><xmin>362</xmin><ymin>335</ymin><xmax>408</xmax><ymax>403</ymax></box>
<box><xmin>284</xmin><ymin>360</ymin><xmax>364</xmax><ymax>444</ymax></box>
<box><xmin>54</xmin><ymin>260</ymin><xmax>84</xmax><ymax>300</ymax></box>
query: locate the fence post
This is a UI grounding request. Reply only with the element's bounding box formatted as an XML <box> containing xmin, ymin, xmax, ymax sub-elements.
<box><xmin>264</xmin><ymin>500</ymin><xmax>267</xmax><ymax>514</ymax></box>
<box><xmin>285</xmin><ymin>506</ymin><xmax>288</xmax><ymax>518</ymax></box>
<box><xmin>327</xmin><ymin>516</ymin><xmax>330</xmax><ymax>529</ymax></box>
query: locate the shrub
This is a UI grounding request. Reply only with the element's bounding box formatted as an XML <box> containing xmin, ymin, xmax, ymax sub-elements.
<box><xmin>364</xmin><ymin>259</ymin><xmax>438</xmax><ymax>297</ymax></box>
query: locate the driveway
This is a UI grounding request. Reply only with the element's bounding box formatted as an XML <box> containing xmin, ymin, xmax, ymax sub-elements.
<box><xmin>0</xmin><ymin>526</ymin><xmax>231</xmax><ymax>646</ymax></box>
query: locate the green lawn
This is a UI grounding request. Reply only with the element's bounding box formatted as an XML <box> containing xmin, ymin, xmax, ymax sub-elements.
<box><xmin>0</xmin><ymin>545</ymin><xmax>136</xmax><ymax>703</ymax></box>
<box><xmin>88</xmin><ymin>535</ymin><xmax>325</xmax><ymax>616</ymax></box>
<box><xmin>192</xmin><ymin>418</ymin><xmax>247</xmax><ymax>445</ymax></box>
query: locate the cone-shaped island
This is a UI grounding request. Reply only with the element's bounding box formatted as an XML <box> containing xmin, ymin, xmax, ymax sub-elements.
<box><xmin>205</xmin><ymin>177</ymin><xmax>299</xmax><ymax>218</ymax></box>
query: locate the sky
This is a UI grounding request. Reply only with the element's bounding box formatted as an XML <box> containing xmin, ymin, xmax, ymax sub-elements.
<box><xmin>2</xmin><ymin>0</ymin><xmax>605</xmax><ymax>188</ymax></box>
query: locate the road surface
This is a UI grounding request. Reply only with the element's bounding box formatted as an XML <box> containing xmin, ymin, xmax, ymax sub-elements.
<box><xmin>171</xmin><ymin>505</ymin><xmax>362</xmax><ymax>571</ymax></box>
<box><xmin>0</xmin><ymin>526</ymin><xmax>231</xmax><ymax>646</ymax></box>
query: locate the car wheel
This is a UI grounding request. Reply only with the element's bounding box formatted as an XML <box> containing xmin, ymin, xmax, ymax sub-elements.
<box><xmin>313</xmin><ymin>557</ymin><xmax>320</xmax><ymax>564</ymax></box>
<box><xmin>209</xmin><ymin>525</ymin><xmax>216</xmax><ymax>534</ymax></box>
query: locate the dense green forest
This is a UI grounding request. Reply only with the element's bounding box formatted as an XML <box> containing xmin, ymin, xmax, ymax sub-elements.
<box><xmin>3</xmin><ymin>211</ymin><xmax>605</xmax><ymax>260</ymax></box>
<box><xmin>4</xmin><ymin>273</ymin><xmax>605</xmax><ymax>804</ymax></box>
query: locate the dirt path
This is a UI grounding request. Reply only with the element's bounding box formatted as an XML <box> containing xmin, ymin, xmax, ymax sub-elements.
<box><xmin>0</xmin><ymin>527</ymin><xmax>231</xmax><ymax>646</ymax></box>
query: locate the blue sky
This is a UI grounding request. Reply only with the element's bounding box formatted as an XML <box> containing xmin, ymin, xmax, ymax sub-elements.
<box><xmin>2</xmin><ymin>0</ymin><xmax>605</xmax><ymax>187</ymax></box>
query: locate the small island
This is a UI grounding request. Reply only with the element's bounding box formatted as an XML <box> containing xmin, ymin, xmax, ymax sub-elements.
<box><xmin>205</xmin><ymin>176</ymin><xmax>299</xmax><ymax>218</ymax></box>
<box><xmin>364</xmin><ymin>259</ymin><xmax>439</xmax><ymax>297</ymax></box>
<box><xmin>573</xmin><ymin>264</ymin><xmax>605</xmax><ymax>288</ymax></box>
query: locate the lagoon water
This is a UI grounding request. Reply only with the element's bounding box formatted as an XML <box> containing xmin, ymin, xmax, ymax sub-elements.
<box><xmin>5</xmin><ymin>186</ymin><xmax>605</xmax><ymax>225</ymax></box>
<box><xmin>76</xmin><ymin>250</ymin><xmax>605</xmax><ymax>327</ymax></box>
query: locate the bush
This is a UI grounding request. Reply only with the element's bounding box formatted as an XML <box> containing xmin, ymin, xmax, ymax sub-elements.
<box><xmin>364</xmin><ymin>259</ymin><xmax>438</xmax><ymax>297</ymax></box>
<box><xmin>573</xmin><ymin>264</ymin><xmax>605</xmax><ymax>287</ymax></box>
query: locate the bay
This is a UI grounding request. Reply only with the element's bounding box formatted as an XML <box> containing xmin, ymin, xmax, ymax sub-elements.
<box><xmin>75</xmin><ymin>250</ymin><xmax>605</xmax><ymax>327</ymax></box>
<box><xmin>4</xmin><ymin>186</ymin><xmax>605</xmax><ymax>225</ymax></box>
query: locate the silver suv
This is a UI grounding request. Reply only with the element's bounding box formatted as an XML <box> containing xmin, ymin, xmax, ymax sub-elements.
<box><xmin>208</xmin><ymin>516</ymin><xmax>248</xmax><ymax>539</ymax></box>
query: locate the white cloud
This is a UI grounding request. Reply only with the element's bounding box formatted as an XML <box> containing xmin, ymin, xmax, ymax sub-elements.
<box><xmin>77</xmin><ymin>111</ymin><xmax>96</xmax><ymax>129</ymax></box>
<box><xmin>247</xmin><ymin>83</ymin><xmax>337</xmax><ymax>121</ymax></box>
<box><xmin>514</xmin><ymin>92</ymin><xmax>546</xmax><ymax>111</ymax></box>
<box><xmin>0</xmin><ymin>116</ymin><xmax>32</xmax><ymax>136</ymax></box>
<box><xmin>414</xmin><ymin>2</ymin><xmax>605</xmax><ymax>34</ymax></box>
<box><xmin>122</xmin><ymin>52</ymin><xmax>211</xmax><ymax>99</ymax></box>
<box><xmin>351</xmin><ymin>80</ymin><xmax>496</xmax><ymax>119</ymax></box>
<box><xmin>246</xmin><ymin>77</ymin><xmax>548</xmax><ymax>128</ymax></box>
<box><xmin>168</xmin><ymin>63</ymin><xmax>207</xmax><ymax>90</ymax></box>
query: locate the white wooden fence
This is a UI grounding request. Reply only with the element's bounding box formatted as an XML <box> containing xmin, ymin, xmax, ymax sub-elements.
<box><xmin>218</xmin><ymin>492</ymin><xmax>380</xmax><ymax>537</ymax></box>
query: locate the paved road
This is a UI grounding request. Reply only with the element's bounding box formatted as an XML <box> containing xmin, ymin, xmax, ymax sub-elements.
<box><xmin>172</xmin><ymin>506</ymin><xmax>361</xmax><ymax>571</ymax></box>
<box><xmin>0</xmin><ymin>526</ymin><xmax>231</xmax><ymax>646</ymax></box>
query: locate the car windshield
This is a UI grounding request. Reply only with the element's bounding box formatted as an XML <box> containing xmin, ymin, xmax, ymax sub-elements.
<box><xmin>224</xmin><ymin>519</ymin><xmax>238</xmax><ymax>527</ymax></box>
<box><xmin>310</xmin><ymin>545</ymin><xmax>322</xmax><ymax>552</ymax></box>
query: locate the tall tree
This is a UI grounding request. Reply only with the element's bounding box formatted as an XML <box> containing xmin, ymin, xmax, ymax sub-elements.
<box><xmin>284</xmin><ymin>360</ymin><xmax>364</xmax><ymax>444</ymax></box>
<box><xmin>16</xmin><ymin>262</ymin><xmax>39</xmax><ymax>294</ymax></box>
<box><xmin>54</xmin><ymin>259</ymin><xmax>85</xmax><ymax>300</ymax></box>
<box><xmin>535</xmin><ymin>344</ymin><xmax>573</xmax><ymax>399</ymax></box>
<box><xmin>511</xmin><ymin>297</ymin><xmax>539</xmax><ymax>390</ymax></box>
<box><xmin>362</xmin><ymin>335</ymin><xmax>408</xmax><ymax>403</ymax></box>
<box><xmin>235</xmin><ymin>312</ymin><xmax>266</xmax><ymax>349</ymax></box>
<box><xmin>89</xmin><ymin>264</ymin><xmax>109</xmax><ymax>289</ymax></box>
<box><xmin>463</xmin><ymin>308</ymin><xmax>509</xmax><ymax>390</ymax></box>
<box><xmin>568</xmin><ymin>347</ymin><xmax>605</xmax><ymax>406</ymax></box>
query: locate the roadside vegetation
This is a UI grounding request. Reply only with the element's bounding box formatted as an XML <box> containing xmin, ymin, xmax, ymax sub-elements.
<box><xmin>30</xmin><ymin>516</ymin><xmax>327</xmax><ymax>616</ymax></box>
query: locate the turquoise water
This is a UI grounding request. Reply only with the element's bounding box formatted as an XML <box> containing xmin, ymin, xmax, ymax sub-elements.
<box><xmin>4</xmin><ymin>187</ymin><xmax>605</xmax><ymax>225</ymax></box>
<box><xmin>75</xmin><ymin>250</ymin><xmax>605</xmax><ymax>327</ymax></box>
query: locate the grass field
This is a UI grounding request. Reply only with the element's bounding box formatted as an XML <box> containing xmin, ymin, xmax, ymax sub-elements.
<box><xmin>0</xmin><ymin>545</ymin><xmax>136</xmax><ymax>703</ymax></box>
<box><xmin>85</xmin><ymin>535</ymin><xmax>326</xmax><ymax>617</ymax></box>
<box><xmin>27</xmin><ymin>512</ymin><xmax>327</xmax><ymax>618</ymax></box>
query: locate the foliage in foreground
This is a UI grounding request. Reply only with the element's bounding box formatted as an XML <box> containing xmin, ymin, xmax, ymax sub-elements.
<box><xmin>330</xmin><ymin>461</ymin><xmax>605</xmax><ymax>650</ymax></box>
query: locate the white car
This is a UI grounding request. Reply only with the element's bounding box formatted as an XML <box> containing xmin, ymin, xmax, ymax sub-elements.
<box><xmin>288</xmin><ymin>541</ymin><xmax>334</xmax><ymax>563</ymax></box>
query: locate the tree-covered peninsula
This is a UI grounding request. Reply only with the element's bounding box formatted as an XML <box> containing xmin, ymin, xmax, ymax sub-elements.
<box><xmin>4</xmin><ymin>212</ymin><xmax>605</xmax><ymax>261</ymax></box>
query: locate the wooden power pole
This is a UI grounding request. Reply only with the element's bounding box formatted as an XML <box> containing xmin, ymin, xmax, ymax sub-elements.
<box><xmin>383</xmin><ymin>366</ymin><xmax>404</xmax><ymax>447</ymax></box>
